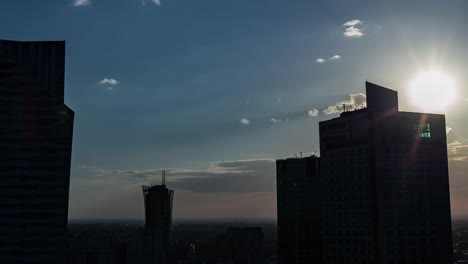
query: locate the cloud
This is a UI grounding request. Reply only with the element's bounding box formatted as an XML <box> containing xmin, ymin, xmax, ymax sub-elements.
<box><xmin>143</xmin><ymin>0</ymin><xmax>161</xmax><ymax>6</ymax></box>
<box><xmin>343</xmin><ymin>20</ymin><xmax>362</xmax><ymax>27</ymax></box>
<box><xmin>316</xmin><ymin>58</ymin><xmax>326</xmax><ymax>64</ymax></box>
<box><xmin>73</xmin><ymin>0</ymin><xmax>91</xmax><ymax>6</ymax></box>
<box><xmin>343</xmin><ymin>19</ymin><xmax>364</xmax><ymax>38</ymax></box>
<box><xmin>270</xmin><ymin>118</ymin><xmax>281</xmax><ymax>123</ymax></box>
<box><xmin>99</xmin><ymin>78</ymin><xmax>119</xmax><ymax>86</ymax></box>
<box><xmin>344</xmin><ymin>26</ymin><xmax>364</xmax><ymax>37</ymax></box>
<box><xmin>240</xmin><ymin>118</ymin><xmax>250</xmax><ymax>125</ymax></box>
<box><xmin>446</xmin><ymin>126</ymin><xmax>452</xmax><ymax>134</ymax></box>
<box><xmin>329</xmin><ymin>55</ymin><xmax>341</xmax><ymax>61</ymax></box>
<box><xmin>308</xmin><ymin>109</ymin><xmax>319</xmax><ymax>117</ymax></box>
<box><xmin>323</xmin><ymin>93</ymin><xmax>367</xmax><ymax>115</ymax></box>
<box><xmin>75</xmin><ymin>159</ymin><xmax>276</xmax><ymax>193</ymax></box>
<box><xmin>447</xmin><ymin>140</ymin><xmax>468</xmax><ymax>161</ymax></box>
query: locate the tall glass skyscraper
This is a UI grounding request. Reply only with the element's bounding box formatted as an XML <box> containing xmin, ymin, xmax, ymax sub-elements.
<box><xmin>320</xmin><ymin>82</ymin><xmax>452</xmax><ymax>264</ymax></box>
<box><xmin>0</xmin><ymin>39</ymin><xmax>74</xmax><ymax>263</ymax></box>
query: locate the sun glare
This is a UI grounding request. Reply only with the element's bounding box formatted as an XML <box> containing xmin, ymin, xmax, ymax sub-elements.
<box><xmin>409</xmin><ymin>70</ymin><xmax>457</xmax><ymax>113</ymax></box>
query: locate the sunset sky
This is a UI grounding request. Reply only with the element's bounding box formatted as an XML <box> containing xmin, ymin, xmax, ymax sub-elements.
<box><xmin>1</xmin><ymin>0</ymin><xmax>467</xmax><ymax>219</ymax></box>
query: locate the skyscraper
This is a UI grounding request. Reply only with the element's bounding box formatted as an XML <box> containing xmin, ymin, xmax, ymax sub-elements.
<box><xmin>140</xmin><ymin>171</ymin><xmax>174</xmax><ymax>264</ymax></box>
<box><xmin>0</xmin><ymin>39</ymin><xmax>74</xmax><ymax>263</ymax></box>
<box><xmin>319</xmin><ymin>82</ymin><xmax>452</xmax><ymax>264</ymax></box>
<box><xmin>276</xmin><ymin>155</ymin><xmax>322</xmax><ymax>264</ymax></box>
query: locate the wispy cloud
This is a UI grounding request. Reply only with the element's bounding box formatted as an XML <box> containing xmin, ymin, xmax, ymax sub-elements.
<box><xmin>323</xmin><ymin>93</ymin><xmax>367</xmax><ymax>114</ymax></box>
<box><xmin>446</xmin><ymin>126</ymin><xmax>452</xmax><ymax>135</ymax></box>
<box><xmin>270</xmin><ymin>118</ymin><xmax>281</xmax><ymax>123</ymax></box>
<box><xmin>143</xmin><ymin>0</ymin><xmax>161</xmax><ymax>6</ymax></box>
<box><xmin>240</xmin><ymin>118</ymin><xmax>250</xmax><ymax>125</ymax></box>
<box><xmin>308</xmin><ymin>109</ymin><xmax>319</xmax><ymax>117</ymax></box>
<box><xmin>99</xmin><ymin>78</ymin><xmax>119</xmax><ymax>85</ymax></box>
<box><xmin>343</xmin><ymin>19</ymin><xmax>364</xmax><ymax>38</ymax></box>
<box><xmin>448</xmin><ymin>140</ymin><xmax>468</xmax><ymax>161</ymax></box>
<box><xmin>316</xmin><ymin>58</ymin><xmax>326</xmax><ymax>64</ymax></box>
<box><xmin>73</xmin><ymin>0</ymin><xmax>91</xmax><ymax>7</ymax></box>
<box><xmin>75</xmin><ymin>159</ymin><xmax>276</xmax><ymax>193</ymax></box>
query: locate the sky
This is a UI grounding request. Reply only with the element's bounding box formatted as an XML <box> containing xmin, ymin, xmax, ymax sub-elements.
<box><xmin>1</xmin><ymin>0</ymin><xmax>467</xmax><ymax>219</ymax></box>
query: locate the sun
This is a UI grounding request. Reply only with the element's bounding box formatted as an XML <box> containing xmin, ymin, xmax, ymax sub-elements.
<box><xmin>408</xmin><ymin>70</ymin><xmax>457</xmax><ymax>113</ymax></box>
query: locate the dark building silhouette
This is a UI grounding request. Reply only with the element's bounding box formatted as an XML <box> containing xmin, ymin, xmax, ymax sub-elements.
<box><xmin>0</xmin><ymin>39</ymin><xmax>74</xmax><ymax>263</ymax></box>
<box><xmin>112</xmin><ymin>241</ymin><xmax>128</xmax><ymax>264</ymax></box>
<box><xmin>216</xmin><ymin>227</ymin><xmax>264</xmax><ymax>264</ymax></box>
<box><xmin>140</xmin><ymin>171</ymin><xmax>174</xmax><ymax>264</ymax></box>
<box><xmin>319</xmin><ymin>82</ymin><xmax>453</xmax><ymax>264</ymax></box>
<box><xmin>276</xmin><ymin>155</ymin><xmax>322</xmax><ymax>264</ymax></box>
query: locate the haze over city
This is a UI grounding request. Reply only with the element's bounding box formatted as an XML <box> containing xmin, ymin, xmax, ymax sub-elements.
<box><xmin>1</xmin><ymin>0</ymin><xmax>467</xmax><ymax>220</ymax></box>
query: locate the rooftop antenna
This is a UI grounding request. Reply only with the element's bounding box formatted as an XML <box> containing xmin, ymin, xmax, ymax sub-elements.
<box><xmin>300</xmin><ymin>152</ymin><xmax>302</xmax><ymax>158</ymax></box>
<box><xmin>162</xmin><ymin>170</ymin><xmax>166</xmax><ymax>186</ymax></box>
<box><xmin>343</xmin><ymin>103</ymin><xmax>346</xmax><ymax>112</ymax></box>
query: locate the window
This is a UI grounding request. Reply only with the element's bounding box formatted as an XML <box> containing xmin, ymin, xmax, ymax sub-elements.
<box><xmin>417</xmin><ymin>123</ymin><xmax>431</xmax><ymax>138</ymax></box>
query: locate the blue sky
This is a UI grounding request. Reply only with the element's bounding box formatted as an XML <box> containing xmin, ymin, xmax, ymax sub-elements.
<box><xmin>1</xmin><ymin>0</ymin><xmax>468</xmax><ymax>219</ymax></box>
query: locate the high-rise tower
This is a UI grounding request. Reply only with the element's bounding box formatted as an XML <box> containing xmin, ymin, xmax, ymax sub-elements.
<box><xmin>319</xmin><ymin>82</ymin><xmax>452</xmax><ymax>264</ymax></box>
<box><xmin>276</xmin><ymin>155</ymin><xmax>322</xmax><ymax>264</ymax></box>
<box><xmin>0</xmin><ymin>39</ymin><xmax>74</xmax><ymax>263</ymax></box>
<box><xmin>140</xmin><ymin>170</ymin><xmax>174</xmax><ymax>264</ymax></box>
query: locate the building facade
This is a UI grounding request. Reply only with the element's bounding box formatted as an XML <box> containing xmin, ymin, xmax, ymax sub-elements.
<box><xmin>276</xmin><ymin>155</ymin><xmax>322</xmax><ymax>264</ymax></box>
<box><xmin>319</xmin><ymin>82</ymin><xmax>453</xmax><ymax>264</ymax></box>
<box><xmin>140</xmin><ymin>179</ymin><xmax>174</xmax><ymax>264</ymax></box>
<box><xmin>0</xmin><ymin>39</ymin><xmax>74</xmax><ymax>263</ymax></box>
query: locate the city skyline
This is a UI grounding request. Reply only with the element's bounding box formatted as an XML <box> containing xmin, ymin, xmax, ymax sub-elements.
<box><xmin>1</xmin><ymin>0</ymin><xmax>467</xmax><ymax>219</ymax></box>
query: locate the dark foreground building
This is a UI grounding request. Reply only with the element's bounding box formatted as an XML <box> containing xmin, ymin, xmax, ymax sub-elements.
<box><xmin>0</xmin><ymin>40</ymin><xmax>74</xmax><ymax>263</ymax></box>
<box><xmin>140</xmin><ymin>173</ymin><xmax>174</xmax><ymax>264</ymax></box>
<box><xmin>276</xmin><ymin>155</ymin><xmax>322</xmax><ymax>264</ymax></box>
<box><xmin>320</xmin><ymin>82</ymin><xmax>452</xmax><ymax>264</ymax></box>
<box><xmin>216</xmin><ymin>227</ymin><xmax>264</xmax><ymax>264</ymax></box>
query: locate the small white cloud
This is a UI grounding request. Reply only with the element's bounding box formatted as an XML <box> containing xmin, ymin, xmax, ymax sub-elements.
<box><xmin>343</xmin><ymin>20</ymin><xmax>362</xmax><ymax>27</ymax></box>
<box><xmin>344</xmin><ymin>26</ymin><xmax>364</xmax><ymax>37</ymax></box>
<box><xmin>324</xmin><ymin>93</ymin><xmax>367</xmax><ymax>115</ymax></box>
<box><xmin>73</xmin><ymin>0</ymin><xmax>91</xmax><ymax>6</ymax></box>
<box><xmin>270</xmin><ymin>118</ymin><xmax>281</xmax><ymax>123</ymax></box>
<box><xmin>329</xmin><ymin>55</ymin><xmax>341</xmax><ymax>61</ymax></box>
<box><xmin>446</xmin><ymin>127</ymin><xmax>452</xmax><ymax>134</ymax></box>
<box><xmin>143</xmin><ymin>0</ymin><xmax>161</xmax><ymax>5</ymax></box>
<box><xmin>316</xmin><ymin>58</ymin><xmax>326</xmax><ymax>64</ymax></box>
<box><xmin>308</xmin><ymin>109</ymin><xmax>319</xmax><ymax>117</ymax></box>
<box><xmin>107</xmin><ymin>87</ymin><xmax>113</xmax><ymax>90</ymax></box>
<box><xmin>240</xmin><ymin>118</ymin><xmax>250</xmax><ymax>125</ymax></box>
<box><xmin>99</xmin><ymin>78</ymin><xmax>119</xmax><ymax>86</ymax></box>
<box><xmin>343</xmin><ymin>20</ymin><xmax>364</xmax><ymax>38</ymax></box>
